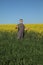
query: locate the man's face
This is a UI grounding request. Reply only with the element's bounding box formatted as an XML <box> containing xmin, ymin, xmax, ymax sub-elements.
<box><xmin>19</xmin><ymin>19</ymin><xmax>23</xmax><ymax>23</ymax></box>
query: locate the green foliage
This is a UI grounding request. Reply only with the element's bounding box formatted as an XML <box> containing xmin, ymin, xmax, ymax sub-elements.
<box><xmin>0</xmin><ymin>31</ymin><xmax>43</xmax><ymax>65</ymax></box>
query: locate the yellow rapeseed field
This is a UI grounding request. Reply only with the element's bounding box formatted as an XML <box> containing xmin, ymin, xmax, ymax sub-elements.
<box><xmin>0</xmin><ymin>24</ymin><xmax>43</xmax><ymax>33</ymax></box>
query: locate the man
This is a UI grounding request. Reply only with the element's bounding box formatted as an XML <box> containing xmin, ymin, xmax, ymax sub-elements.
<box><xmin>16</xmin><ymin>19</ymin><xmax>25</xmax><ymax>39</ymax></box>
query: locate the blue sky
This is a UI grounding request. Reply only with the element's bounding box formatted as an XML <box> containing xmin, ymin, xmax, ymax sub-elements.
<box><xmin>0</xmin><ymin>0</ymin><xmax>43</xmax><ymax>24</ymax></box>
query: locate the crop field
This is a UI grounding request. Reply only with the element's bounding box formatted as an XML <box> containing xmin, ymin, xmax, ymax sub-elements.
<box><xmin>0</xmin><ymin>24</ymin><xmax>43</xmax><ymax>33</ymax></box>
<box><xmin>0</xmin><ymin>24</ymin><xmax>43</xmax><ymax>65</ymax></box>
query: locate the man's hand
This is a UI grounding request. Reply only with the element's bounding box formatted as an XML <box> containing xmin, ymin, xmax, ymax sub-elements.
<box><xmin>15</xmin><ymin>25</ymin><xmax>18</xmax><ymax>29</ymax></box>
<box><xmin>25</xmin><ymin>28</ymin><xmax>28</xmax><ymax>31</ymax></box>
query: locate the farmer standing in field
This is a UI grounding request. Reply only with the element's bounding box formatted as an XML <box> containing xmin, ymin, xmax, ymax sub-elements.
<box><xmin>16</xmin><ymin>19</ymin><xmax>25</xmax><ymax>39</ymax></box>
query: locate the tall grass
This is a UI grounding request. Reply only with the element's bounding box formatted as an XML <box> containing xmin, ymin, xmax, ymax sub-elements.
<box><xmin>0</xmin><ymin>31</ymin><xmax>43</xmax><ymax>65</ymax></box>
